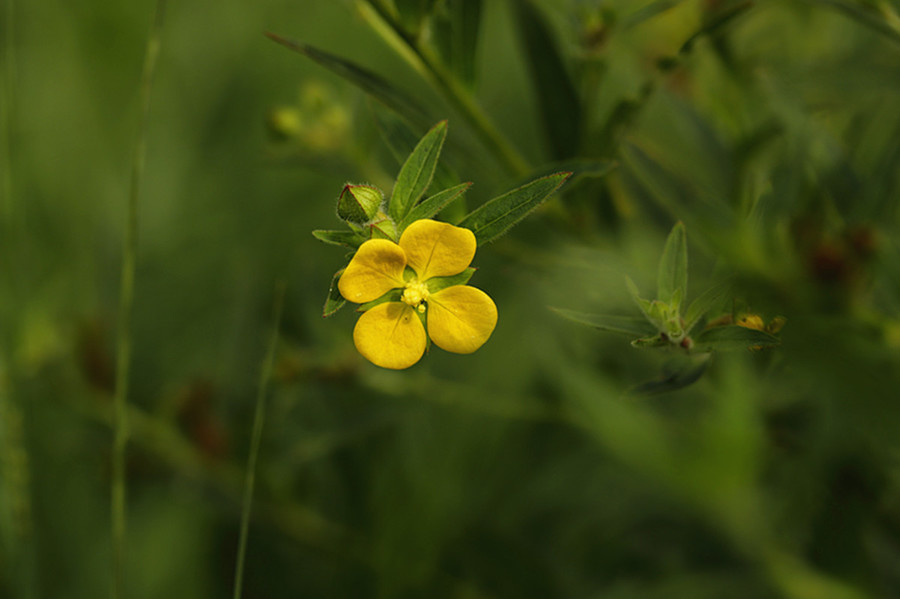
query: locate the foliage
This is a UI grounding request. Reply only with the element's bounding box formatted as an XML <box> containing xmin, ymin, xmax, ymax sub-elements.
<box><xmin>3</xmin><ymin>0</ymin><xmax>900</xmax><ymax>598</ymax></box>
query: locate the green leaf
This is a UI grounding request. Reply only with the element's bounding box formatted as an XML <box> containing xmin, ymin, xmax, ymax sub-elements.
<box><xmin>432</xmin><ymin>0</ymin><xmax>484</xmax><ymax>86</ymax></box>
<box><xmin>525</xmin><ymin>158</ymin><xmax>616</xmax><ymax>184</ymax></box>
<box><xmin>323</xmin><ymin>269</ymin><xmax>347</xmax><ymax>317</ymax></box>
<box><xmin>312</xmin><ymin>229</ymin><xmax>365</xmax><ymax>248</ymax></box>
<box><xmin>657</xmin><ymin>221</ymin><xmax>687</xmax><ymax>307</ymax></box>
<box><xmin>551</xmin><ymin>308</ymin><xmax>659</xmax><ymax>337</ymax></box>
<box><xmin>389</xmin><ymin>120</ymin><xmax>449</xmax><ymax>222</ymax></box>
<box><xmin>425</xmin><ymin>268</ymin><xmax>476</xmax><ymax>294</ymax></box>
<box><xmin>399</xmin><ymin>182</ymin><xmax>472</xmax><ymax>230</ymax></box>
<box><xmin>693</xmin><ymin>325</ymin><xmax>780</xmax><ymax>353</ymax></box>
<box><xmin>684</xmin><ymin>280</ymin><xmax>732</xmax><ymax>334</ymax></box>
<box><xmin>631</xmin><ymin>335</ymin><xmax>670</xmax><ymax>349</ymax></box>
<box><xmin>459</xmin><ymin>172</ymin><xmax>571</xmax><ymax>245</ymax></box>
<box><xmin>513</xmin><ymin>0</ymin><xmax>582</xmax><ymax>160</ymax></box>
<box><xmin>621</xmin><ymin>1</ymin><xmax>685</xmax><ymax>30</ymax></box>
<box><xmin>265</xmin><ymin>33</ymin><xmax>431</xmax><ymax>127</ymax></box>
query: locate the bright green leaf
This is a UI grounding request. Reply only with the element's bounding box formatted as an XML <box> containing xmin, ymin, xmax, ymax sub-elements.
<box><xmin>625</xmin><ymin>276</ymin><xmax>659</xmax><ymax>328</ymax></box>
<box><xmin>459</xmin><ymin>172</ymin><xmax>571</xmax><ymax>245</ymax></box>
<box><xmin>312</xmin><ymin>229</ymin><xmax>365</xmax><ymax>248</ymax></box>
<box><xmin>400</xmin><ymin>183</ymin><xmax>472</xmax><ymax>230</ymax></box>
<box><xmin>389</xmin><ymin>120</ymin><xmax>448</xmax><ymax>222</ymax></box>
<box><xmin>657</xmin><ymin>221</ymin><xmax>687</xmax><ymax>307</ymax></box>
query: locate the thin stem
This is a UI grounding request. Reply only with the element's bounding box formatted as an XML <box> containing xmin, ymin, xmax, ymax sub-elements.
<box><xmin>112</xmin><ymin>2</ymin><xmax>166</xmax><ymax>597</ymax></box>
<box><xmin>357</xmin><ymin>0</ymin><xmax>531</xmax><ymax>178</ymax></box>
<box><xmin>232</xmin><ymin>281</ymin><xmax>287</xmax><ymax>599</ymax></box>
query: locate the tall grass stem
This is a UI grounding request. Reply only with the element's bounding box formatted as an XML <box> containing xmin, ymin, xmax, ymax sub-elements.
<box><xmin>232</xmin><ymin>281</ymin><xmax>286</xmax><ymax>599</ymax></box>
<box><xmin>112</xmin><ymin>1</ymin><xmax>166</xmax><ymax>597</ymax></box>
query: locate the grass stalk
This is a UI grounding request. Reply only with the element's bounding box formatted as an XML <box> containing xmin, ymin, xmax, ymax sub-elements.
<box><xmin>356</xmin><ymin>0</ymin><xmax>531</xmax><ymax>178</ymax></box>
<box><xmin>111</xmin><ymin>1</ymin><xmax>166</xmax><ymax>597</ymax></box>
<box><xmin>232</xmin><ymin>281</ymin><xmax>286</xmax><ymax>599</ymax></box>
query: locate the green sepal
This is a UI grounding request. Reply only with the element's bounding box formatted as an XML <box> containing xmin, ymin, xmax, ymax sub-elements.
<box><xmin>312</xmin><ymin>229</ymin><xmax>365</xmax><ymax>248</ymax></box>
<box><xmin>337</xmin><ymin>184</ymin><xmax>383</xmax><ymax>224</ymax></box>
<box><xmin>357</xmin><ymin>289</ymin><xmax>403</xmax><ymax>313</ymax></box>
<box><xmin>425</xmin><ymin>268</ymin><xmax>476</xmax><ymax>294</ymax></box>
<box><xmin>399</xmin><ymin>182</ymin><xmax>472</xmax><ymax>231</ymax></box>
<box><xmin>323</xmin><ymin>269</ymin><xmax>347</xmax><ymax>317</ymax></box>
<box><xmin>657</xmin><ymin>221</ymin><xmax>687</xmax><ymax>308</ymax></box>
<box><xmin>631</xmin><ymin>334</ymin><xmax>670</xmax><ymax>349</ymax></box>
<box><xmin>692</xmin><ymin>325</ymin><xmax>780</xmax><ymax>353</ymax></box>
<box><xmin>551</xmin><ymin>308</ymin><xmax>658</xmax><ymax>337</ymax></box>
<box><xmin>389</xmin><ymin>120</ymin><xmax>448</xmax><ymax>223</ymax></box>
<box><xmin>366</xmin><ymin>216</ymin><xmax>398</xmax><ymax>241</ymax></box>
<box><xmin>459</xmin><ymin>172</ymin><xmax>571</xmax><ymax>245</ymax></box>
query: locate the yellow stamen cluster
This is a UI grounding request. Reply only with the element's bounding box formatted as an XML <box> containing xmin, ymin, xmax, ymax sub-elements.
<box><xmin>402</xmin><ymin>280</ymin><xmax>429</xmax><ymax>313</ymax></box>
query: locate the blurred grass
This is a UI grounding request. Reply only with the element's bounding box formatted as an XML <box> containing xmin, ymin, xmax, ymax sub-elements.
<box><xmin>1</xmin><ymin>0</ymin><xmax>900</xmax><ymax>597</ymax></box>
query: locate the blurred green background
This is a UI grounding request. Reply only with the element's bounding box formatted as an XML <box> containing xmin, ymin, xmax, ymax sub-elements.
<box><xmin>3</xmin><ymin>0</ymin><xmax>900</xmax><ymax>597</ymax></box>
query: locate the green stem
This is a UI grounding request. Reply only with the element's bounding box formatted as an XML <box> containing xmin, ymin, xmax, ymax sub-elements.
<box><xmin>357</xmin><ymin>0</ymin><xmax>531</xmax><ymax>178</ymax></box>
<box><xmin>232</xmin><ymin>282</ymin><xmax>286</xmax><ymax>599</ymax></box>
<box><xmin>112</xmin><ymin>2</ymin><xmax>166</xmax><ymax>597</ymax></box>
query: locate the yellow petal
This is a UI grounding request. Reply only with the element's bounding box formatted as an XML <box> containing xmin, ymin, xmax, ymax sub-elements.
<box><xmin>353</xmin><ymin>302</ymin><xmax>426</xmax><ymax>369</ymax></box>
<box><xmin>338</xmin><ymin>239</ymin><xmax>407</xmax><ymax>303</ymax></box>
<box><xmin>398</xmin><ymin>219</ymin><xmax>475</xmax><ymax>281</ymax></box>
<box><xmin>427</xmin><ymin>286</ymin><xmax>497</xmax><ymax>354</ymax></box>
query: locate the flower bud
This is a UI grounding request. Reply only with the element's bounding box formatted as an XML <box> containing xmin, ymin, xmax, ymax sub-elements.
<box><xmin>337</xmin><ymin>184</ymin><xmax>383</xmax><ymax>224</ymax></box>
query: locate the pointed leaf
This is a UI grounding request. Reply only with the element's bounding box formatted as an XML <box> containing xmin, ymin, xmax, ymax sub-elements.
<box><xmin>693</xmin><ymin>325</ymin><xmax>780</xmax><ymax>353</ymax></box>
<box><xmin>323</xmin><ymin>269</ymin><xmax>347</xmax><ymax>317</ymax></box>
<box><xmin>629</xmin><ymin>354</ymin><xmax>711</xmax><ymax>395</ymax></box>
<box><xmin>400</xmin><ymin>183</ymin><xmax>472</xmax><ymax>230</ymax></box>
<box><xmin>389</xmin><ymin>120</ymin><xmax>448</xmax><ymax>222</ymax></box>
<box><xmin>459</xmin><ymin>172</ymin><xmax>571</xmax><ymax>245</ymax></box>
<box><xmin>657</xmin><ymin>221</ymin><xmax>687</xmax><ymax>306</ymax></box>
<box><xmin>551</xmin><ymin>308</ymin><xmax>659</xmax><ymax>337</ymax></box>
<box><xmin>265</xmin><ymin>33</ymin><xmax>431</xmax><ymax>127</ymax></box>
<box><xmin>312</xmin><ymin>229</ymin><xmax>365</xmax><ymax>248</ymax></box>
<box><xmin>679</xmin><ymin>1</ymin><xmax>755</xmax><ymax>55</ymax></box>
<box><xmin>811</xmin><ymin>0</ymin><xmax>900</xmax><ymax>47</ymax></box>
<box><xmin>513</xmin><ymin>0</ymin><xmax>582</xmax><ymax>160</ymax></box>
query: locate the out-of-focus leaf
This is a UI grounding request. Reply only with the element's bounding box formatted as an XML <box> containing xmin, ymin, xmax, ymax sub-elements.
<box><xmin>400</xmin><ymin>182</ymin><xmax>472</xmax><ymax>230</ymax></box>
<box><xmin>684</xmin><ymin>280</ymin><xmax>732</xmax><ymax>333</ymax></box>
<box><xmin>323</xmin><ymin>269</ymin><xmax>347</xmax><ymax>317</ymax></box>
<box><xmin>371</xmin><ymin>105</ymin><xmax>460</xmax><ymax>191</ymax></box>
<box><xmin>525</xmin><ymin>158</ymin><xmax>616</xmax><ymax>184</ymax></box>
<box><xmin>513</xmin><ymin>0</ymin><xmax>582</xmax><ymax>160</ymax></box>
<box><xmin>458</xmin><ymin>172</ymin><xmax>571</xmax><ymax>244</ymax></box>
<box><xmin>693</xmin><ymin>325</ymin><xmax>780</xmax><ymax>352</ymax></box>
<box><xmin>432</xmin><ymin>0</ymin><xmax>483</xmax><ymax>86</ymax></box>
<box><xmin>810</xmin><ymin>0</ymin><xmax>900</xmax><ymax>46</ymax></box>
<box><xmin>631</xmin><ymin>334</ymin><xmax>669</xmax><ymax>349</ymax></box>
<box><xmin>551</xmin><ymin>308</ymin><xmax>659</xmax><ymax>337</ymax></box>
<box><xmin>265</xmin><ymin>33</ymin><xmax>431</xmax><ymax>127</ymax></box>
<box><xmin>629</xmin><ymin>354</ymin><xmax>711</xmax><ymax>395</ymax></box>
<box><xmin>312</xmin><ymin>229</ymin><xmax>364</xmax><ymax>248</ymax></box>
<box><xmin>679</xmin><ymin>1</ymin><xmax>755</xmax><ymax>55</ymax></box>
<box><xmin>621</xmin><ymin>0</ymin><xmax>685</xmax><ymax>30</ymax></box>
<box><xmin>657</xmin><ymin>221</ymin><xmax>688</xmax><ymax>307</ymax></box>
<box><xmin>389</xmin><ymin>121</ymin><xmax>448</xmax><ymax>222</ymax></box>
<box><xmin>425</xmin><ymin>268</ymin><xmax>476</xmax><ymax>293</ymax></box>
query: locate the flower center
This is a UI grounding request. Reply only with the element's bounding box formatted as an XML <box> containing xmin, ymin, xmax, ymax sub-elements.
<box><xmin>401</xmin><ymin>280</ymin><xmax>429</xmax><ymax>313</ymax></box>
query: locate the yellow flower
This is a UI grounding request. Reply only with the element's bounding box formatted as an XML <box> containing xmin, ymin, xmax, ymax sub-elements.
<box><xmin>338</xmin><ymin>219</ymin><xmax>498</xmax><ymax>369</ymax></box>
